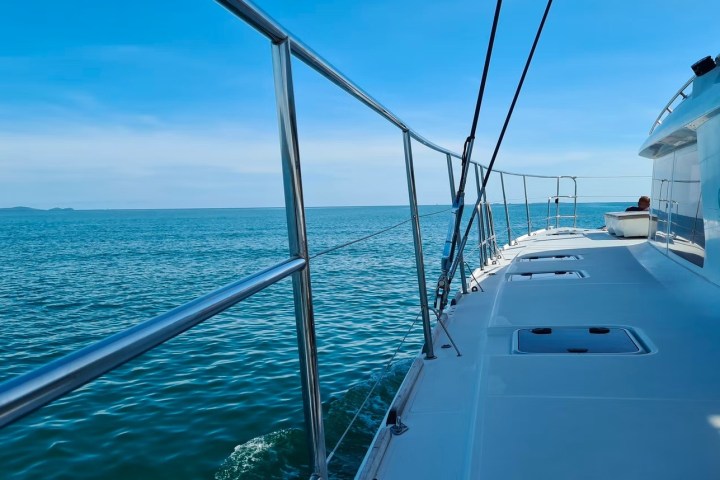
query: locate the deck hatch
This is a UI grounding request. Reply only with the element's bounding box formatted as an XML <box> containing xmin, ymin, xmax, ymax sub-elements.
<box><xmin>508</xmin><ymin>270</ymin><xmax>585</xmax><ymax>281</ymax></box>
<box><xmin>516</xmin><ymin>327</ymin><xmax>642</xmax><ymax>354</ymax></box>
<box><xmin>547</xmin><ymin>230</ymin><xmax>582</xmax><ymax>236</ymax></box>
<box><xmin>518</xmin><ymin>254</ymin><xmax>581</xmax><ymax>262</ymax></box>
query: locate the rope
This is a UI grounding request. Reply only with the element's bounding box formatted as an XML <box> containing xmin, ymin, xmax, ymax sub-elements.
<box><xmin>325</xmin><ymin>312</ymin><xmax>422</xmax><ymax>465</ymax></box>
<box><xmin>310</xmin><ymin>208</ymin><xmax>450</xmax><ymax>260</ymax></box>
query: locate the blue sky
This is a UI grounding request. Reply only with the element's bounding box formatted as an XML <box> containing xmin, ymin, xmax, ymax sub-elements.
<box><xmin>1</xmin><ymin>0</ymin><xmax>719</xmax><ymax>208</ymax></box>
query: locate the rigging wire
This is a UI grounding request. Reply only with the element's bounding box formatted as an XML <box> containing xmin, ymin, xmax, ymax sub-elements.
<box><xmin>325</xmin><ymin>312</ymin><xmax>422</xmax><ymax>465</ymax></box>
<box><xmin>445</xmin><ymin>0</ymin><xmax>503</xmax><ymax>272</ymax></box>
<box><xmin>456</xmin><ymin>0</ymin><xmax>503</xmax><ymax>188</ymax></box>
<box><xmin>464</xmin><ymin>261</ymin><xmax>483</xmax><ymax>292</ymax></box>
<box><xmin>573</xmin><ymin>175</ymin><xmax>651</xmax><ymax>179</ymax></box>
<box><xmin>444</xmin><ymin>0</ymin><xmax>554</xmax><ymax>294</ymax></box>
<box><xmin>310</xmin><ymin>208</ymin><xmax>450</xmax><ymax>260</ymax></box>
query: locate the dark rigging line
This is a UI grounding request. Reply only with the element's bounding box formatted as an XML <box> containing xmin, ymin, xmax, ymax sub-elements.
<box><xmin>447</xmin><ymin>0</ymin><xmax>503</xmax><ymax>268</ymax></box>
<box><xmin>480</xmin><ymin>0</ymin><xmax>554</xmax><ymax>192</ymax></box>
<box><xmin>446</xmin><ymin>0</ymin><xmax>555</xmax><ymax>296</ymax></box>
<box><xmin>462</xmin><ymin>0</ymin><xmax>503</xmax><ymax>166</ymax></box>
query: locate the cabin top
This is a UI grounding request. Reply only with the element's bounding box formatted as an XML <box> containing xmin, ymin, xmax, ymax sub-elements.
<box><xmin>640</xmin><ymin>55</ymin><xmax>720</xmax><ymax>159</ymax></box>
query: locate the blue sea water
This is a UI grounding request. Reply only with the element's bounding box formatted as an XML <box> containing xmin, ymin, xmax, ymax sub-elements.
<box><xmin>0</xmin><ymin>203</ymin><xmax>623</xmax><ymax>479</ymax></box>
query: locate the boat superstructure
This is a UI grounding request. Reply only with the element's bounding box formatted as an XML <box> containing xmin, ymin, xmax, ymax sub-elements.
<box><xmin>1</xmin><ymin>1</ymin><xmax>718</xmax><ymax>479</ymax></box>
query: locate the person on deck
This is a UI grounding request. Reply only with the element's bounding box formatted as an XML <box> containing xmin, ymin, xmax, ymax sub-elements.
<box><xmin>625</xmin><ymin>195</ymin><xmax>650</xmax><ymax>212</ymax></box>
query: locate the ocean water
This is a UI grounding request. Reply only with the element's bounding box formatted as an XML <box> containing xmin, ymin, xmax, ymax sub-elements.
<box><xmin>0</xmin><ymin>203</ymin><xmax>624</xmax><ymax>479</ymax></box>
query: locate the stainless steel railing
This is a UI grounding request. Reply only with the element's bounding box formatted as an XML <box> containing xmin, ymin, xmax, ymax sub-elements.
<box><xmin>0</xmin><ymin>1</ymin><xmax>651</xmax><ymax>478</ymax></box>
<box><xmin>546</xmin><ymin>194</ymin><xmax>578</xmax><ymax>229</ymax></box>
<box><xmin>0</xmin><ymin>1</ymin><xmax>460</xmax><ymax>478</ymax></box>
<box><xmin>0</xmin><ymin>257</ymin><xmax>305</xmax><ymax>428</ymax></box>
<box><xmin>272</xmin><ymin>37</ymin><xmax>327</xmax><ymax>478</ymax></box>
<box><xmin>446</xmin><ymin>163</ymin><xmax>579</xmax><ymax>277</ymax></box>
<box><xmin>649</xmin><ymin>75</ymin><xmax>694</xmax><ymax>134</ymax></box>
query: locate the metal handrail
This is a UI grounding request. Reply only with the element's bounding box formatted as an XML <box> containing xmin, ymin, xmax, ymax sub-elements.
<box><xmin>437</xmin><ymin>164</ymin><xmax>581</xmax><ymax>279</ymax></box>
<box><xmin>468</xmin><ymin>159</ymin><xmax>576</xmax><ymax>180</ymax></box>
<box><xmin>222</xmin><ymin>0</ymin><xmax>590</xmax><ymax>178</ymax></box>
<box><xmin>649</xmin><ymin>75</ymin><xmax>694</xmax><ymax>134</ymax></box>
<box><xmin>1</xmin><ymin>2</ymin><xmax>464</xmax><ymax>478</ymax></box>
<box><xmin>216</xmin><ymin>0</ymin><xmax>462</xmax><ymax>161</ymax></box>
<box><xmin>0</xmin><ymin>257</ymin><xmax>305</xmax><ymax>429</ymax></box>
<box><xmin>546</xmin><ymin>194</ymin><xmax>579</xmax><ymax>229</ymax></box>
<box><xmin>271</xmin><ymin>37</ymin><xmax>327</xmax><ymax>479</ymax></box>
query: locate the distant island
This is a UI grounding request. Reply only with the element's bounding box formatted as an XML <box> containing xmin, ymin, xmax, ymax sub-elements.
<box><xmin>0</xmin><ymin>206</ymin><xmax>75</xmax><ymax>212</ymax></box>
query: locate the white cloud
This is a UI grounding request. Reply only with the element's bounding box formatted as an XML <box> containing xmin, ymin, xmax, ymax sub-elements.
<box><xmin>0</xmin><ymin>120</ymin><xmax>410</xmax><ymax>208</ymax></box>
<box><xmin>0</xmin><ymin>114</ymin><xmax>653</xmax><ymax>210</ymax></box>
<box><xmin>0</xmin><ymin>125</ymin><xmax>282</xmax><ymax>177</ymax></box>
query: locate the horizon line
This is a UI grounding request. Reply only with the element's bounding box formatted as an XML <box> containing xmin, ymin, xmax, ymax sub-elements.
<box><xmin>0</xmin><ymin>200</ymin><xmax>633</xmax><ymax>212</ymax></box>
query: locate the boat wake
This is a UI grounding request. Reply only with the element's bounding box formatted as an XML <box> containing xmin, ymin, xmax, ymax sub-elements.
<box><xmin>215</xmin><ymin>428</ymin><xmax>306</xmax><ymax>480</ymax></box>
<box><xmin>215</xmin><ymin>359</ymin><xmax>413</xmax><ymax>479</ymax></box>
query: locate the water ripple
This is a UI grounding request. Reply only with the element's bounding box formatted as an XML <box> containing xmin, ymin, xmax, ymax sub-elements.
<box><xmin>0</xmin><ymin>204</ymin><xmax>619</xmax><ymax>478</ymax></box>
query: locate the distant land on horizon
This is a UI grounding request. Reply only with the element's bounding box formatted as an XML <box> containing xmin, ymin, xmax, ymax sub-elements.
<box><xmin>0</xmin><ymin>206</ymin><xmax>75</xmax><ymax>212</ymax></box>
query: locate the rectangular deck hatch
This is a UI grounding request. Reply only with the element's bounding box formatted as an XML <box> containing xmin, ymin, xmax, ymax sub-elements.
<box><xmin>508</xmin><ymin>270</ymin><xmax>585</xmax><ymax>281</ymax></box>
<box><xmin>516</xmin><ymin>327</ymin><xmax>642</xmax><ymax>354</ymax></box>
<box><xmin>547</xmin><ymin>230</ymin><xmax>582</xmax><ymax>236</ymax></box>
<box><xmin>518</xmin><ymin>254</ymin><xmax>580</xmax><ymax>262</ymax></box>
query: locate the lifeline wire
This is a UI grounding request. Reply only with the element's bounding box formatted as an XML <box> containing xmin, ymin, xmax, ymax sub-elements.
<box><xmin>310</xmin><ymin>208</ymin><xmax>450</xmax><ymax>260</ymax></box>
<box><xmin>464</xmin><ymin>261</ymin><xmax>484</xmax><ymax>292</ymax></box>
<box><xmin>326</xmin><ymin>312</ymin><xmax>422</xmax><ymax>465</ymax></box>
<box><xmin>447</xmin><ymin>0</ymin><xmax>553</xmax><ymax>285</ymax></box>
<box><xmin>574</xmin><ymin>175</ymin><xmax>651</xmax><ymax>179</ymax></box>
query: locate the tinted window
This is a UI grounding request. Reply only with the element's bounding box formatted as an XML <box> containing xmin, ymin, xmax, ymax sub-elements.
<box><xmin>668</xmin><ymin>145</ymin><xmax>704</xmax><ymax>266</ymax></box>
<box><xmin>650</xmin><ymin>153</ymin><xmax>674</xmax><ymax>250</ymax></box>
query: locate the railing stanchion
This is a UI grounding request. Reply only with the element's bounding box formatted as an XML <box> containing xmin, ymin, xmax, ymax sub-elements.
<box><xmin>500</xmin><ymin>172</ymin><xmax>513</xmax><ymax>245</ymax></box>
<box><xmin>480</xmin><ymin>166</ymin><xmax>497</xmax><ymax>260</ymax></box>
<box><xmin>555</xmin><ymin>176</ymin><xmax>561</xmax><ymax>228</ymax></box>
<box><xmin>572</xmin><ymin>177</ymin><xmax>578</xmax><ymax>227</ymax></box>
<box><xmin>546</xmin><ymin>197</ymin><xmax>551</xmax><ymax>230</ymax></box>
<box><xmin>474</xmin><ymin>165</ymin><xmax>486</xmax><ymax>268</ymax></box>
<box><xmin>446</xmin><ymin>154</ymin><xmax>456</xmax><ymax>199</ymax></box>
<box><xmin>487</xmin><ymin>204</ymin><xmax>499</xmax><ymax>258</ymax></box>
<box><xmin>523</xmin><ymin>175</ymin><xmax>531</xmax><ymax>236</ymax></box>
<box><xmin>403</xmin><ymin>130</ymin><xmax>435</xmax><ymax>360</ymax></box>
<box><xmin>479</xmin><ymin>166</ymin><xmax>489</xmax><ymax>262</ymax></box>
<box><xmin>446</xmin><ymin>155</ymin><xmax>467</xmax><ymax>293</ymax></box>
<box><xmin>459</xmin><ymin>255</ymin><xmax>468</xmax><ymax>293</ymax></box>
<box><xmin>272</xmin><ymin>38</ymin><xmax>328</xmax><ymax>480</ymax></box>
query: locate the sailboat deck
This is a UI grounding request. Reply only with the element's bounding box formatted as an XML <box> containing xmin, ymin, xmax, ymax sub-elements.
<box><xmin>361</xmin><ymin>228</ymin><xmax>720</xmax><ymax>479</ymax></box>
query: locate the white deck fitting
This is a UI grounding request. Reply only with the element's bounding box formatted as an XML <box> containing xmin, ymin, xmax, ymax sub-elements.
<box><xmin>359</xmin><ymin>228</ymin><xmax>720</xmax><ymax>480</ymax></box>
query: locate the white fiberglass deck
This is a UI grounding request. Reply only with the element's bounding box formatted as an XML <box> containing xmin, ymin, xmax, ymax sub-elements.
<box><xmin>359</xmin><ymin>228</ymin><xmax>720</xmax><ymax>479</ymax></box>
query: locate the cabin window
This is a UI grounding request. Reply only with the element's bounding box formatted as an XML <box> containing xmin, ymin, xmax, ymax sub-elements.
<box><xmin>650</xmin><ymin>153</ymin><xmax>674</xmax><ymax>248</ymax></box>
<box><xmin>650</xmin><ymin>144</ymin><xmax>705</xmax><ymax>267</ymax></box>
